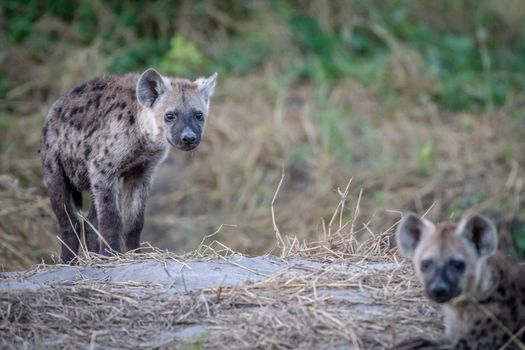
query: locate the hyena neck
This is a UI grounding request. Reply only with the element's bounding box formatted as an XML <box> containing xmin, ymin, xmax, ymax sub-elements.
<box><xmin>137</xmin><ymin>106</ymin><xmax>168</xmax><ymax>150</ymax></box>
<box><xmin>450</xmin><ymin>258</ymin><xmax>495</xmax><ymax>309</ymax></box>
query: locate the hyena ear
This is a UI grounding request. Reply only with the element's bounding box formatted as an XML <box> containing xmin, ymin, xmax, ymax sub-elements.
<box><xmin>457</xmin><ymin>214</ymin><xmax>498</xmax><ymax>257</ymax></box>
<box><xmin>137</xmin><ymin>68</ymin><xmax>167</xmax><ymax>108</ymax></box>
<box><xmin>195</xmin><ymin>72</ymin><xmax>217</xmax><ymax>105</ymax></box>
<box><xmin>396</xmin><ymin>213</ymin><xmax>435</xmax><ymax>258</ymax></box>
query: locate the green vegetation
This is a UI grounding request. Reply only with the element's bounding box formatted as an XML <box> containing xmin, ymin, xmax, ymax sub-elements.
<box><xmin>5</xmin><ymin>1</ymin><xmax>525</xmax><ymax>112</ymax></box>
<box><xmin>2</xmin><ymin>0</ymin><xmax>525</xmax><ymax>266</ymax></box>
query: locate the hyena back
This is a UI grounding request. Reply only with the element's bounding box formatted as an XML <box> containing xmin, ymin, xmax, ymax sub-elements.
<box><xmin>394</xmin><ymin>213</ymin><xmax>525</xmax><ymax>349</ymax></box>
<box><xmin>40</xmin><ymin>68</ymin><xmax>217</xmax><ymax>263</ymax></box>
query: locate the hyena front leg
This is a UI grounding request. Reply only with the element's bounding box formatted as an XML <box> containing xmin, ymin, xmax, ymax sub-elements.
<box><xmin>122</xmin><ymin>167</ymin><xmax>155</xmax><ymax>252</ymax></box>
<box><xmin>84</xmin><ymin>199</ymin><xmax>100</xmax><ymax>253</ymax></box>
<box><xmin>91</xmin><ymin>180</ymin><xmax>122</xmax><ymax>255</ymax></box>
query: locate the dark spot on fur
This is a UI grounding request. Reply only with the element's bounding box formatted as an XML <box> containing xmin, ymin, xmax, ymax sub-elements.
<box><xmin>103</xmin><ymin>194</ymin><xmax>110</xmax><ymax>203</ymax></box>
<box><xmin>107</xmin><ymin>162</ymin><xmax>113</xmax><ymax>167</ymax></box>
<box><xmin>102</xmin><ymin>102</ymin><xmax>117</xmax><ymax>118</ymax></box>
<box><xmin>60</xmin><ymin>111</ymin><xmax>68</xmax><ymax>121</ymax></box>
<box><xmin>120</xmin><ymin>101</ymin><xmax>127</xmax><ymax>109</ymax></box>
<box><xmin>100</xmin><ymin>169</ymin><xmax>106</xmax><ymax>175</ymax></box>
<box><xmin>497</xmin><ymin>286</ymin><xmax>507</xmax><ymax>297</ymax></box>
<box><xmin>117</xmin><ymin>113</ymin><xmax>123</xmax><ymax>121</ymax></box>
<box><xmin>42</xmin><ymin>123</ymin><xmax>49</xmax><ymax>136</ymax></box>
<box><xmin>92</xmin><ymin>80</ymin><xmax>107</xmax><ymax>91</ymax></box>
<box><xmin>457</xmin><ymin>339</ymin><xmax>470</xmax><ymax>350</ymax></box>
<box><xmin>104</xmin><ymin>148</ymin><xmax>109</xmax><ymax>155</ymax></box>
<box><xmin>129</xmin><ymin>114</ymin><xmax>135</xmax><ymax>125</ymax></box>
<box><xmin>94</xmin><ymin>93</ymin><xmax>102</xmax><ymax>108</ymax></box>
<box><xmin>72</xmin><ymin>83</ymin><xmax>86</xmax><ymax>95</ymax></box>
<box><xmin>77</xmin><ymin>140</ymin><xmax>81</xmax><ymax>147</ymax></box>
<box><xmin>479</xmin><ymin>297</ymin><xmax>493</xmax><ymax>305</ymax></box>
<box><xmin>71</xmin><ymin>107</ymin><xmax>79</xmax><ymax>116</ymax></box>
<box><xmin>84</xmin><ymin>145</ymin><xmax>92</xmax><ymax>159</ymax></box>
<box><xmin>86</xmin><ymin>127</ymin><xmax>97</xmax><ymax>139</ymax></box>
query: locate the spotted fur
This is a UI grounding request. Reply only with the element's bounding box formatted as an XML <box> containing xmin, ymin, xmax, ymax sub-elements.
<box><xmin>40</xmin><ymin>68</ymin><xmax>217</xmax><ymax>262</ymax></box>
<box><xmin>394</xmin><ymin>213</ymin><xmax>525</xmax><ymax>350</ymax></box>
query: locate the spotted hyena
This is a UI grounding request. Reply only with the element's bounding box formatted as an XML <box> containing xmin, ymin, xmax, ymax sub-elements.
<box><xmin>40</xmin><ymin>68</ymin><xmax>217</xmax><ymax>263</ymax></box>
<box><xmin>394</xmin><ymin>213</ymin><xmax>525</xmax><ymax>349</ymax></box>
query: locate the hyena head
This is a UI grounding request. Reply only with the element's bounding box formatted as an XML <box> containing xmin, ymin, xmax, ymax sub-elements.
<box><xmin>396</xmin><ymin>213</ymin><xmax>498</xmax><ymax>303</ymax></box>
<box><xmin>136</xmin><ymin>68</ymin><xmax>217</xmax><ymax>151</ymax></box>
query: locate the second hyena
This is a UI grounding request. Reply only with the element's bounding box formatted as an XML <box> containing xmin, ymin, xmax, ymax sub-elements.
<box><xmin>394</xmin><ymin>213</ymin><xmax>525</xmax><ymax>349</ymax></box>
<box><xmin>40</xmin><ymin>68</ymin><xmax>217</xmax><ymax>263</ymax></box>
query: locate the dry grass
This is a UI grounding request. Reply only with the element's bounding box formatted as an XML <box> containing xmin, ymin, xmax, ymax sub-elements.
<box><xmin>0</xmin><ymin>175</ymin><xmax>56</xmax><ymax>271</ymax></box>
<box><xmin>1</xmin><ymin>251</ymin><xmax>441</xmax><ymax>350</ymax></box>
<box><xmin>0</xmin><ymin>250</ymin><xmax>441</xmax><ymax>350</ymax></box>
<box><xmin>3</xmin><ymin>183</ymin><xmax>524</xmax><ymax>349</ymax></box>
<box><xmin>2</xmin><ymin>25</ymin><xmax>525</xmax><ymax>270</ymax></box>
<box><xmin>0</xmin><ymin>182</ymin><xmax>444</xmax><ymax>350</ymax></box>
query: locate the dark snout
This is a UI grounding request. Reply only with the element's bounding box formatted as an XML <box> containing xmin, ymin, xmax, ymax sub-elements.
<box><xmin>425</xmin><ymin>267</ymin><xmax>460</xmax><ymax>303</ymax></box>
<box><xmin>179</xmin><ymin>128</ymin><xmax>200</xmax><ymax>151</ymax></box>
<box><xmin>426</xmin><ymin>281</ymin><xmax>454</xmax><ymax>303</ymax></box>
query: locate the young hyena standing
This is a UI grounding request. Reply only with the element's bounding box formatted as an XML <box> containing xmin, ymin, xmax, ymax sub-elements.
<box><xmin>394</xmin><ymin>213</ymin><xmax>525</xmax><ymax>350</ymax></box>
<box><xmin>40</xmin><ymin>68</ymin><xmax>217</xmax><ymax>263</ymax></box>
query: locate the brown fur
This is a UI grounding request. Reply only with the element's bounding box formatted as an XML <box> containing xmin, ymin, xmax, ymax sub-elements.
<box><xmin>394</xmin><ymin>214</ymin><xmax>525</xmax><ymax>349</ymax></box>
<box><xmin>40</xmin><ymin>69</ymin><xmax>217</xmax><ymax>262</ymax></box>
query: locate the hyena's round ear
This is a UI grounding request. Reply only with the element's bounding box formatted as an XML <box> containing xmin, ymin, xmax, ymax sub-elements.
<box><xmin>396</xmin><ymin>213</ymin><xmax>435</xmax><ymax>258</ymax></box>
<box><xmin>457</xmin><ymin>214</ymin><xmax>498</xmax><ymax>257</ymax></box>
<box><xmin>195</xmin><ymin>72</ymin><xmax>217</xmax><ymax>105</ymax></box>
<box><xmin>137</xmin><ymin>68</ymin><xmax>167</xmax><ymax>108</ymax></box>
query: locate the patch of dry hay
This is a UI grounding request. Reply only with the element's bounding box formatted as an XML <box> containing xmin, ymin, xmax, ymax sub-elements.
<box><xmin>0</xmin><ymin>248</ymin><xmax>442</xmax><ymax>349</ymax></box>
<box><xmin>0</xmin><ymin>175</ymin><xmax>56</xmax><ymax>271</ymax></box>
<box><xmin>0</xmin><ymin>183</ymin><xmax>443</xmax><ymax>349</ymax></box>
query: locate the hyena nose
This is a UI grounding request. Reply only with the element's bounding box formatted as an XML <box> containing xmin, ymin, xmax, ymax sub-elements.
<box><xmin>428</xmin><ymin>283</ymin><xmax>451</xmax><ymax>303</ymax></box>
<box><xmin>181</xmin><ymin>131</ymin><xmax>197</xmax><ymax>144</ymax></box>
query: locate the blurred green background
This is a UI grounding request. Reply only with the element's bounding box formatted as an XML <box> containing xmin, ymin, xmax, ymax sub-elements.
<box><xmin>2</xmin><ymin>0</ymin><xmax>525</xmax><ymax>270</ymax></box>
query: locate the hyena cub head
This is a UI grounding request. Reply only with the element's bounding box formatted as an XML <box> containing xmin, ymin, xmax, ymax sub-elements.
<box><xmin>396</xmin><ymin>213</ymin><xmax>498</xmax><ymax>303</ymax></box>
<box><xmin>136</xmin><ymin>68</ymin><xmax>217</xmax><ymax>151</ymax></box>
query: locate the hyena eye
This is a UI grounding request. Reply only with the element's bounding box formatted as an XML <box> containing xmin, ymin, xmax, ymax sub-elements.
<box><xmin>194</xmin><ymin>112</ymin><xmax>204</xmax><ymax>121</ymax></box>
<box><xmin>421</xmin><ymin>259</ymin><xmax>434</xmax><ymax>272</ymax></box>
<box><xmin>448</xmin><ymin>259</ymin><xmax>466</xmax><ymax>273</ymax></box>
<box><xmin>165</xmin><ymin>112</ymin><xmax>176</xmax><ymax>122</ymax></box>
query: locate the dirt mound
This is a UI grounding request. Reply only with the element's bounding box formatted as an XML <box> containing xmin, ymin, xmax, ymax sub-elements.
<box><xmin>0</xmin><ymin>248</ymin><xmax>441</xmax><ymax>349</ymax></box>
